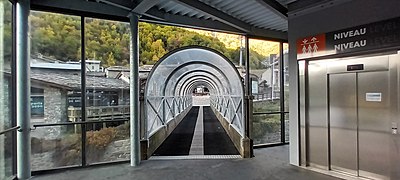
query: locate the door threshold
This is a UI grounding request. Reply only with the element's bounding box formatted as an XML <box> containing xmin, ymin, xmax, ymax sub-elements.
<box><xmin>300</xmin><ymin>166</ymin><xmax>372</xmax><ymax>180</ymax></box>
<box><xmin>149</xmin><ymin>155</ymin><xmax>242</xmax><ymax>160</ymax></box>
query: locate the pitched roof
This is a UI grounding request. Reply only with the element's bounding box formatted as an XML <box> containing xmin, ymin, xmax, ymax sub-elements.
<box><xmin>30</xmin><ymin>68</ymin><xmax>130</xmax><ymax>90</ymax></box>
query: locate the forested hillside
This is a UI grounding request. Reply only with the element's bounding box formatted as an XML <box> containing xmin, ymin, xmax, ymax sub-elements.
<box><xmin>189</xmin><ymin>29</ymin><xmax>280</xmax><ymax>57</ymax></box>
<box><xmin>29</xmin><ymin>11</ymin><xmax>267</xmax><ymax>68</ymax></box>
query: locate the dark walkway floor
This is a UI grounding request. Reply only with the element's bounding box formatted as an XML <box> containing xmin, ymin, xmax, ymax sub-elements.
<box><xmin>32</xmin><ymin>145</ymin><xmax>340</xmax><ymax>180</ymax></box>
<box><xmin>203</xmin><ymin>106</ymin><xmax>238</xmax><ymax>155</ymax></box>
<box><xmin>153</xmin><ymin>107</ymin><xmax>199</xmax><ymax>155</ymax></box>
<box><xmin>153</xmin><ymin>106</ymin><xmax>238</xmax><ymax>156</ymax></box>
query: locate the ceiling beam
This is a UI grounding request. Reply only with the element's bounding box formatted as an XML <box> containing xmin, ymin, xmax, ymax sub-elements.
<box><xmin>142</xmin><ymin>13</ymin><xmax>287</xmax><ymax>41</ymax></box>
<box><xmin>249</xmin><ymin>27</ymin><xmax>287</xmax><ymax>41</ymax></box>
<box><xmin>31</xmin><ymin>0</ymin><xmax>130</xmax><ymax>18</ymax></box>
<box><xmin>96</xmin><ymin>0</ymin><xmax>136</xmax><ymax>10</ymax></box>
<box><xmin>31</xmin><ymin>0</ymin><xmax>287</xmax><ymax>40</ymax></box>
<box><xmin>174</xmin><ymin>0</ymin><xmax>251</xmax><ymax>33</ymax></box>
<box><xmin>142</xmin><ymin>7</ymin><xmax>245</xmax><ymax>34</ymax></box>
<box><xmin>132</xmin><ymin>0</ymin><xmax>168</xmax><ymax>15</ymax></box>
<box><xmin>255</xmin><ymin>0</ymin><xmax>288</xmax><ymax>19</ymax></box>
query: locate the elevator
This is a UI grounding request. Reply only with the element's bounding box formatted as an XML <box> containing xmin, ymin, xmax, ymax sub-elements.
<box><xmin>330</xmin><ymin>71</ymin><xmax>390</xmax><ymax>180</ymax></box>
<box><xmin>300</xmin><ymin>53</ymin><xmax>400</xmax><ymax>180</ymax></box>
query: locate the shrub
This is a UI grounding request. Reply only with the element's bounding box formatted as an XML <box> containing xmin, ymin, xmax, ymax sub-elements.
<box><xmin>86</xmin><ymin>127</ymin><xmax>117</xmax><ymax>149</ymax></box>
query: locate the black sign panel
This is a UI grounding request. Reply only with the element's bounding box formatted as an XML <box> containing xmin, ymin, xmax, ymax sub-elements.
<box><xmin>326</xmin><ymin>17</ymin><xmax>400</xmax><ymax>54</ymax></box>
<box><xmin>297</xmin><ymin>16</ymin><xmax>400</xmax><ymax>59</ymax></box>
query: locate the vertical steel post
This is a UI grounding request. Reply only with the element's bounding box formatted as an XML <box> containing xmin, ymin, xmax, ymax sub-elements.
<box><xmin>245</xmin><ymin>36</ymin><xmax>250</xmax><ymax>138</ymax></box>
<box><xmin>16</xmin><ymin>0</ymin><xmax>31</xmax><ymax>179</ymax></box>
<box><xmin>139</xmin><ymin>92</ymin><xmax>145</xmax><ymax>140</ymax></box>
<box><xmin>244</xmin><ymin>36</ymin><xmax>253</xmax><ymax>157</ymax></box>
<box><xmin>11</xmin><ymin>3</ymin><xmax>18</xmax><ymax>176</ymax></box>
<box><xmin>239</xmin><ymin>36</ymin><xmax>243</xmax><ymax>67</ymax></box>
<box><xmin>129</xmin><ymin>13</ymin><xmax>140</xmax><ymax>166</ymax></box>
<box><xmin>80</xmin><ymin>16</ymin><xmax>87</xmax><ymax>166</ymax></box>
<box><xmin>279</xmin><ymin>42</ymin><xmax>285</xmax><ymax>143</ymax></box>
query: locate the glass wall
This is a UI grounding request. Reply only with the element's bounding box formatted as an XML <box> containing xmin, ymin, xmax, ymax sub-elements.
<box><xmin>29</xmin><ymin>11</ymin><xmax>133</xmax><ymax>171</ymax></box>
<box><xmin>84</xmin><ymin>18</ymin><xmax>130</xmax><ymax>164</ymax></box>
<box><xmin>249</xmin><ymin>39</ymin><xmax>289</xmax><ymax>145</ymax></box>
<box><xmin>0</xmin><ymin>0</ymin><xmax>14</xmax><ymax>179</ymax></box>
<box><xmin>29</xmin><ymin>11</ymin><xmax>82</xmax><ymax>171</ymax></box>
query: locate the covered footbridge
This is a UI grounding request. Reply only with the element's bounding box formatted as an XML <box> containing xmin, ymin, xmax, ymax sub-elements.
<box><xmin>144</xmin><ymin>46</ymin><xmax>250</xmax><ymax>158</ymax></box>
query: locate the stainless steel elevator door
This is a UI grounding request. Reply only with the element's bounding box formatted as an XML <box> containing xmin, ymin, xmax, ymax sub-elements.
<box><xmin>358</xmin><ymin>71</ymin><xmax>390</xmax><ymax>180</ymax></box>
<box><xmin>329</xmin><ymin>71</ymin><xmax>390</xmax><ymax>180</ymax></box>
<box><xmin>329</xmin><ymin>73</ymin><xmax>358</xmax><ymax>175</ymax></box>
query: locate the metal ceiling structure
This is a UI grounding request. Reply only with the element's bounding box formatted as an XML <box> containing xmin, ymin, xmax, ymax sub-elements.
<box><xmin>31</xmin><ymin>0</ymin><xmax>296</xmax><ymax>41</ymax></box>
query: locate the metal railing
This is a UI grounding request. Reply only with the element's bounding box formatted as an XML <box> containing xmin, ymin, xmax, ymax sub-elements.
<box><xmin>210</xmin><ymin>95</ymin><xmax>243</xmax><ymax>135</ymax></box>
<box><xmin>252</xmin><ymin>92</ymin><xmax>280</xmax><ymax>101</ymax></box>
<box><xmin>68</xmin><ymin>105</ymin><xmax>130</xmax><ymax>122</ymax></box>
<box><xmin>146</xmin><ymin>95</ymin><xmax>192</xmax><ymax>135</ymax></box>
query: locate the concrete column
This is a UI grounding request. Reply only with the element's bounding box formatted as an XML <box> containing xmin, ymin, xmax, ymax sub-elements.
<box><xmin>16</xmin><ymin>0</ymin><xmax>31</xmax><ymax>179</ymax></box>
<box><xmin>129</xmin><ymin>13</ymin><xmax>140</xmax><ymax>167</ymax></box>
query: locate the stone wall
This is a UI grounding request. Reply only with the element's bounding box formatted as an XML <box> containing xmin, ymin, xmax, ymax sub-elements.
<box><xmin>44</xmin><ymin>86</ymin><xmax>67</xmax><ymax>124</ymax></box>
<box><xmin>31</xmin><ymin>86</ymin><xmax>68</xmax><ymax>140</ymax></box>
<box><xmin>103</xmin><ymin>139</ymin><xmax>130</xmax><ymax>161</ymax></box>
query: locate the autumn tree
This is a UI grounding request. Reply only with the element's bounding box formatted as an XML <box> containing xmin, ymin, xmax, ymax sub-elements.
<box><xmin>29</xmin><ymin>12</ymin><xmax>266</xmax><ymax>69</ymax></box>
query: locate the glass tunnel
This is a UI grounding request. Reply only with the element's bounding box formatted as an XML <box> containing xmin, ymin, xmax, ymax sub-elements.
<box><xmin>145</xmin><ymin>46</ymin><xmax>245</xmax><ymax>137</ymax></box>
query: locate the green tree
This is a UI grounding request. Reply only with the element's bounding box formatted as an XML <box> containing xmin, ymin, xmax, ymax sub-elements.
<box><xmin>29</xmin><ymin>13</ymin><xmax>255</xmax><ymax>68</ymax></box>
<box><xmin>105</xmin><ymin>52</ymin><xmax>116</xmax><ymax>67</ymax></box>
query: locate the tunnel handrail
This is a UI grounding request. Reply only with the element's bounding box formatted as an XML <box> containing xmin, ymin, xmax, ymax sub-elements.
<box><xmin>210</xmin><ymin>94</ymin><xmax>244</xmax><ymax>136</ymax></box>
<box><xmin>146</xmin><ymin>95</ymin><xmax>192</xmax><ymax>135</ymax></box>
